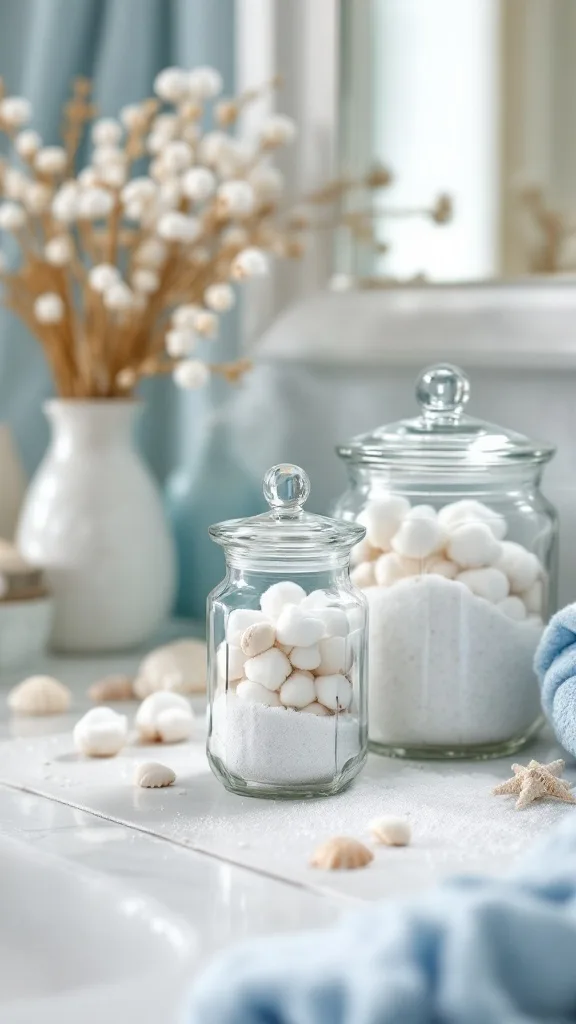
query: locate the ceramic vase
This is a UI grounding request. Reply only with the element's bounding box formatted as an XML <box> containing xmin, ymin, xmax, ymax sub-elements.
<box><xmin>17</xmin><ymin>400</ymin><xmax>176</xmax><ymax>652</ymax></box>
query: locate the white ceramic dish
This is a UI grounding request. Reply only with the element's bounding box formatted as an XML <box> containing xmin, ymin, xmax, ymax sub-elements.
<box><xmin>0</xmin><ymin>833</ymin><xmax>197</xmax><ymax>1024</ymax></box>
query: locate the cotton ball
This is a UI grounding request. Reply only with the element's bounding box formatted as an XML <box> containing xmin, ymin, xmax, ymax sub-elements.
<box><xmin>77</xmin><ymin>187</ymin><xmax>114</xmax><ymax>220</ymax></box>
<box><xmin>240</xmin><ymin>622</ymin><xmax>275</xmax><ymax>657</ymax></box>
<box><xmin>236</xmin><ymin>679</ymin><xmax>281</xmax><ymax>707</ymax></box>
<box><xmin>182</xmin><ymin>167</ymin><xmax>216</xmax><ymax>202</ymax></box>
<box><xmin>187</xmin><ymin>66</ymin><xmax>223</xmax><ymax>100</ymax></box>
<box><xmin>0</xmin><ymin>202</ymin><xmax>26</xmax><ymax>231</ymax></box>
<box><xmin>369</xmin><ymin>816</ymin><xmax>411</xmax><ymax>846</ymax></box>
<box><xmin>522</xmin><ymin>579</ymin><xmax>544</xmax><ymax>615</ymax></box>
<box><xmin>25</xmin><ymin>182</ymin><xmax>51</xmax><ymax>215</ymax></box>
<box><xmin>154</xmin><ymin>66</ymin><xmax>189</xmax><ymax>103</ymax></box>
<box><xmin>45</xmin><ymin>235</ymin><xmax>74</xmax><ymax>266</ymax></box>
<box><xmin>350</xmin><ymin>561</ymin><xmax>376</xmax><ymax>588</ymax></box>
<box><xmin>350</xmin><ymin>536</ymin><xmax>379</xmax><ymax>566</ymax></box>
<box><xmin>391</xmin><ymin>516</ymin><xmax>444</xmax><ymax>560</ymax></box>
<box><xmin>157</xmin><ymin>211</ymin><xmax>201</xmax><ymax>243</ymax></box>
<box><xmin>163</xmin><ymin>140</ymin><xmax>193</xmax><ymax>172</ymax></box>
<box><xmin>92</xmin><ymin>118</ymin><xmax>122</xmax><ymax>146</ymax></box>
<box><xmin>358</xmin><ymin>496</ymin><xmax>411</xmax><ymax>550</ymax></box>
<box><xmin>52</xmin><ymin>183</ymin><xmax>79</xmax><ymax>222</ymax></box>
<box><xmin>216</xmin><ymin>642</ymin><xmax>246</xmax><ymax>682</ymax></box>
<box><xmin>497</xmin><ymin>596</ymin><xmax>527</xmax><ymax>621</ymax></box>
<box><xmin>132</xmin><ymin>268</ymin><xmax>159</xmax><ymax>294</ymax></box>
<box><xmin>315</xmin><ymin>674</ymin><xmax>352</xmax><ymax>712</ymax></box>
<box><xmin>88</xmin><ymin>263</ymin><xmax>120</xmax><ymax>292</ymax></box>
<box><xmin>495</xmin><ymin>541</ymin><xmax>541</xmax><ymax>594</ymax></box>
<box><xmin>446</xmin><ymin>522</ymin><xmax>501</xmax><ymax>569</ymax></box>
<box><xmin>300</xmin><ymin>590</ymin><xmax>333</xmax><ymax>611</ymax></box>
<box><xmin>260</xmin><ymin>581</ymin><xmax>306</xmax><ymax>621</ymax></box>
<box><xmin>103</xmin><ymin>281</ymin><xmax>134</xmax><ymax>311</ymax></box>
<box><xmin>73</xmin><ymin>707</ymin><xmax>128</xmax><ymax>757</ymax></box>
<box><xmin>248</xmin><ymin>164</ymin><xmax>284</xmax><ymax>202</ymax></box>
<box><xmin>374</xmin><ymin>552</ymin><xmax>419</xmax><ymax>587</ymax></box>
<box><xmin>34</xmin><ymin>146</ymin><xmax>67</xmax><ymax>175</ymax></box>
<box><xmin>226</xmin><ymin>608</ymin><xmax>271</xmax><ymax>645</ymax></box>
<box><xmin>289</xmin><ymin>644</ymin><xmax>321</xmax><ymax>671</ymax></box>
<box><xmin>316</xmin><ymin>637</ymin><xmax>352</xmax><ymax>676</ymax></box>
<box><xmin>216</xmin><ymin>180</ymin><xmax>255</xmax><ymax>218</ymax></box>
<box><xmin>14</xmin><ymin>128</ymin><xmax>41</xmax><ymax>158</ymax></box>
<box><xmin>244</xmin><ymin>647</ymin><xmax>291</xmax><ymax>691</ymax></box>
<box><xmin>424</xmin><ymin>556</ymin><xmax>458</xmax><ymax>580</ymax></box>
<box><xmin>135</xmin><ymin>237</ymin><xmax>167</xmax><ymax>267</ymax></box>
<box><xmin>438</xmin><ymin>500</ymin><xmax>507</xmax><ymax>540</ymax></box>
<box><xmin>457</xmin><ymin>567</ymin><xmax>510</xmax><ymax>603</ymax></box>
<box><xmin>136</xmin><ymin>692</ymin><xmax>194</xmax><ymax>743</ymax></box>
<box><xmin>276</xmin><ymin>605</ymin><xmax>325</xmax><ymax>647</ymax></box>
<box><xmin>280</xmin><ymin>671</ymin><xmax>316</xmax><ymax>708</ymax></box>
<box><xmin>301</xmin><ymin>702</ymin><xmax>331</xmax><ymax>716</ymax></box>
<box><xmin>0</xmin><ymin>96</ymin><xmax>32</xmax><ymax>127</ymax></box>
<box><xmin>314</xmin><ymin>607</ymin><xmax>349</xmax><ymax>638</ymax></box>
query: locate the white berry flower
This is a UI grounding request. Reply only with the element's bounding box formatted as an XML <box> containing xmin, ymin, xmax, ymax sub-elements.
<box><xmin>198</xmin><ymin>131</ymin><xmax>232</xmax><ymax>166</ymax></box>
<box><xmin>116</xmin><ymin>367</ymin><xmax>137</xmax><ymax>389</ymax></box>
<box><xmin>215</xmin><ymin>138</ymin><xmax>253</xmax><ymax>180</ymax></box>
<box><xmin>204</xmin><ymin>282</ymin><xmax>235</xmax><ymax>313</ymax></box>
<box><xmin>162</xmin><ymin>140</ymin><xmax>193</xmax><ymax>172</ymax></box>
<box><xmin>153</xmin><ymin>66</ymin><xmax>189</xmax><ymax>103</ymax></box>
<box><xmin>182</xmin><ymin>122</ymin><xmax>200</xmax><ymax>145</ymax></box>
<box><xmin>91</xmin><ymin>118</ymin><xmax>122</xmax><ymax>147</ymax></box>
<box><xmin>51</xmin><ymin>183</ymin><xmax>79</xmax><ymax>223</ymax></box>
<box><xmin>153</xmin><ymin>113</ymin><xmax>179</xmax><ymax>138</ymax></box>
<box><xmin>181</xmin><ymin>167</ymin><xmax>216</xmax><ymax>202</ymax></box>
<box><xmin>230</xmin><ymin>246</ymin><xmax>269</xmax><ymax>280</ymax></box>
<box><xmin>34</xmin><ymin>146</ymin><xmax>67</xmax><ymax>175</ymax></box>
<box><xmin>34</xmin><ymin>292</ymin><xmax>65</xmax><ymax>324</ymax></box>
<box><xmin>171</xmin><ymin>304</ymin><xmax>200</xmax><ymax>329</ymax></box>
<box><xmin>134</xmin><ymin>237</ymin><xmax>167</xmax><ymax>267</ymax></box>
<box><xmin>0</xmin><ymin>202</ymin><xmax>26</xmax><ymax>231</ymax></box>
<box><xmin>0</xmin><ymin>96</ymin><xmax>32</xmax><ymax>127</ymax></box>
<box><xmin>259</xmin><ymin>114</ymin><xmax>297</xmax><ymax>147</ymax></box>
<box><xmin>216</xmin><ymin>180</ymin><xmax>255</xmax><ymax>218</ymax></box>
<box><xmin>14</xmin><ymin>128</ymin><xmax>41</xmax><ymax>159</ymax></box>
<box><xmin>187</xmin><ymin>66</ymin><xmax>223</xmax><ymax>100</ymax></box>
<box><xmin>77</xmin><ymin>167</ymin><xmax>100</xmax><ymax>188</ymax></box>
<box><xmin>45</xmin><ymin>235</ymin><xmax>74</xmax><ymax>267</ymax></box>
<box><xmin>103</xmin><ymin>281</ymin><xmax>135</xmax><ymax>311</ymax></box>
<box><xmin>165</xmin><ymin>327</ymin><xmax>197</xmax><ymax>358</ymax></box>
<box><xmin>158</xmin><ymin>179</ymin><xmax>182</xmax><ymax>209</ymax></box>
<box><xmin>92</xmin><ymin>145</ymin><xmax>126</xmax><ymax>169</ymax></box>
<box><xmin>99</xmin><ymin>163</ymin><xmax>127</xmax><ymax>188</ymax></box>
<box><xmin>24</xmin><ymin>182</ymin><xmax>52</xmax><ymax>215</ymax></box>
<box><xmin>3</xmin><ymin>168</ymin><xmax>27</xmax><ymax>200</ymax></box>
<box><xmin>132</xmin><ymin>268</ymin><xmax>159</xmax><ymax>294</ymax></box>
<box><xmin>194</xmin><ymin>310</ymin><xmax>218</xmax><ymax>338</ymax></box>
<box><xmin>121</xmin><ymin>177</ymin><xmax>156</xmax><ymax>205</ymax></box>
<box><xmin>249</xmin><ymin>164</ymin><xmax>284</xmax><ymax>202</ymax></box>
<box><xmin>149</xmin><ymin>157</ymin><xmax>172</xmax><ymax>183</ymax></box>
<box><xmin>77</xmin><ymin>187</ymin><xmax>114</xmax><ymax>220</ymax></box>
<box><xmin>88</xmin><ymin>263</ymin><xmax>121</xmax><ymax>292</ymax></box>
<box><xmin>157</xmin><ymin>211</ymin><xmax>200</xmax><ymax>243</ymax></box>
<box><xmin>120</xmin><ymin>103</ymin><xmax>147</xmax><ymax>130</ymax></box>
<box><xmin>173</xmin><ymin>358</ymin><xmax>210</xmax><ymax>389</ymax></box>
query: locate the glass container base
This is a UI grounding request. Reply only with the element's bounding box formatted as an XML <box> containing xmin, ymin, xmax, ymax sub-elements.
<box><xmin>207</xmin><ymin>750</ymin><xmax>367</xmax><ymax>800</ymax></box>
<box><xmin>369</xmin><ymin>717</ymin><xmax>544</xmax><ymax>761</ymax></box>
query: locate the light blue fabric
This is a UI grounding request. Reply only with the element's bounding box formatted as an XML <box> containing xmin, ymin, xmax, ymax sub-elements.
<box><xmin>187</xmin><ymin>812</ymin><xmax>576</xmax><ymax>1023</ymax></box>
<box><xmin>535</xmin><ymin>603</ymin><xmax>576</xmax><ymax>756</ymax></box>
<box><xmin>0</xmin><ymin>0</ymin><xmax>247</xmax><ymax>614</ymax></box>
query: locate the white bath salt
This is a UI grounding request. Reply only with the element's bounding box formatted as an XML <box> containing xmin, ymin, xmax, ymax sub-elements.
<box><xmin>366</xmin><ymin>575</ymin><xmax>542</xmax><ymax>749</ymax></box>
<box><xmin>210</xmin><ymin>693</ymin><xmax>360</xmax><ymax>784</ymax></box>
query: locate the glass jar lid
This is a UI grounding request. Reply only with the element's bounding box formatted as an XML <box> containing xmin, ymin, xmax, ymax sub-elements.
<box><xmin>337</xmin><ymin>363</ymin><xmax>556</xmax><ymax>469</ymax></box>
<box><xmin>209</xmin><ymin>464</ymin><xmax>365</xmax><ymax>566</ymax></box>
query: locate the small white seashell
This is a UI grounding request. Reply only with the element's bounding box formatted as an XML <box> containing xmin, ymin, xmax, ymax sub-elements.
<box><xmin>289</xmin><ymin>644</ymin><xmax>321</xmax><ymax>671</ymax></box>
<box><xmin>315</xmin><ymin>673</ymin><xmax>352</xmax><ymax>711</ymax></box>
<box><xmin>73</xmin><ymin>707</ymin><xmax>128</xmax><ymax>757</ymax></box>
<box><xmin>133</xmin><ymin>639</ymin><xmax>206</xmax><ymax>698</ymax></box>
<box><xmin>216</xmin><ymin>642</ymin><xmax>246</xmax><ymax>682</ymax></box>
<box><xmin>8</xmin><ymin>675</ymin><xmax>71</xmax><ymax>716</ymax></box>
<box><xmin>279</xmin><ymin>671</ymin><xmax>316</xmax><ymax>708</ymax></box>
<box><xmin>446</xmin><ymin>522</ymin><xmax>501</xmax><ymax>569</ymax></box>
<box><xmin>226</xmin><ymin>608</ymin><xmax>270</xmax><ymax>645</ymax></box>
<box><xmin>89</xmin><ymin>674</ymin><xmax>134</xmax><ymax>703</ymax></box>
<box><xmin>310</xmin><ymin>836</ymin><xmax>374</xmax><ymax>870</ymax></box>
<box><xmin>275</xmin><ymin>605</ymin><xmax>325</xmax><ymax>647</ymax></box>
<box><xmin>244</xmin><ymin>647</ymin><xmax>291</xmax><ymax>691</ymax></box>
<box><xmin>369</xmin><ymin>816</ymin><xmax>411</xmax><ymax>846</ymax></box>
<box><xmin>457</xmin><ymin>567</ymin><xmax>510</xmax><ymax>604</ymax></box>
<box><xmin>134</xmin><ymin>761</ymin><xmax>176</xmax><ymax>788</ymax></box>
<box><xmin>240</xmin><ymin>621</ymin><xmax>276</xmax><ymax>657</ymax></box>
<box><xmin>136</xmin><ymin>692</ymin><xmax>195</xmax><ymax>744</ymax></box>
<box><xmin>259</xmin><ymin>581</ymin><xmax>306</xmax><ymax>621</ymax></box>
<box><xmin>236</xmin><ymin>679</ymin><xmax>281</xmax><ymax>706</ymax></box>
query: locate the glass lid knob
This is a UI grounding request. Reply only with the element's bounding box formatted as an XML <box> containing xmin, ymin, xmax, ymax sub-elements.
<box><xmin>415</xmin><ymin>363</ymin><xmax>470</xmax><ymax>419</ymax></box>
<box><xmin>263</xmin><ymin>463</ymin><xmax>310</xmax><ymax>513</ymax></box>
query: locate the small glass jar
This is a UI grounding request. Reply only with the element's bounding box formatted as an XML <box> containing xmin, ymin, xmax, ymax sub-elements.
<box><xmin>206</xmin><ymin>464</ymin><xmax>368</xmax><ymax>798</ymax></box>
<box><xmin>334</xmin><ymin>364</ymin><xmax>558</xmax><ymax>760</ymax></box>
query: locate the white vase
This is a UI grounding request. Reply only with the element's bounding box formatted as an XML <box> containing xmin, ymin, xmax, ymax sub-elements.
<box><xmin>17</xmin><ymin>400</ymin><xmax>176</xmax><ymax>653</ymax></box>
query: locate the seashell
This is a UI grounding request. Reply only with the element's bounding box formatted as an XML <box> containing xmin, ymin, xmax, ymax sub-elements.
<box><xmin>89</xmin><ymin>674</ymin><xmax>135</xmax><ymax>703</ymax></box>
<box><xmin>134</xmin><ymin>639</ymin><xmax>206</xmax><ymax>698</ymax></box>
<box><xmin>369</xmin><ymin>816</ymin><xmax>411</xmax><ymax>846</ymax></box>
<box><xmin>8</xmin><ymin>675</ymin><xmax>71</xmax><ymax>716</ymax></box>
<box><xmin>310</xmin><ymin>836</ymin><xmax>374</xmax><ymax>871</ymax></box>
<box><xmin>134</xmin><ymin>761</ymin><xmax>176</xmax><ymax>788</ymax></box>
<box><xmin>73</xmin><ymin>707</ymin><xmax>128</xmax><ymax>757</ymax></box>
<box><xmin>136</xmin><ymin>691</ymin><xmax>195</xmax><ymax>743</ymax></box>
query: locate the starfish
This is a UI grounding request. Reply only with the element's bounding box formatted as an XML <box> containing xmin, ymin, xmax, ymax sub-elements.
<box><xmin>492</xmin><ymin>759</ymin><xmax>576</xmax><ymax>810</ymax></box>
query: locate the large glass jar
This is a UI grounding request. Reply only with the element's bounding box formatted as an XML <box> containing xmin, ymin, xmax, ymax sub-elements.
<box><xmin>206</xmin><ymin>464</ymin><xmax>368</xmax><ymax>798</ymax></box>
<box><xmin>334</xmin><ymin>364</ymin><xmax>558</xmax><ymax>760</ymax></box>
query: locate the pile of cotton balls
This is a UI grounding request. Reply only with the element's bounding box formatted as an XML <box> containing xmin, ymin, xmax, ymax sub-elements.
<box><xmin>218</xmin><ymin>582</ymin><xmax>359</xmax><ymax>714</ymax></box>
<box><xmin>351</xmin><ymin>497</ymin><xmax>544</xmax><ymax>624</ymax></box>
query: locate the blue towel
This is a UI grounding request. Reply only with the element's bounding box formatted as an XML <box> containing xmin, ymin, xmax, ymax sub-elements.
<box><xmin>187</xmin><ymin>813</ymin><xmax>576</xmax><ymax>1024</ymax></box>
<box><xmin>535</xmin><ymin>603</ymin><xmax>576</xmax><ymax>757</ymax></box>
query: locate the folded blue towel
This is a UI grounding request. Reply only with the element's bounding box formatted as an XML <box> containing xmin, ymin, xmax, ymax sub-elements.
<box><xmin>535</xmin><ymin>603</ymin><xmax>576</xmax><ymax>757</ymax></box>
<box><xmin>188</xmin><ymin>813</ymin><xmax>576</xmax><ymax>1024</ymax></box>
